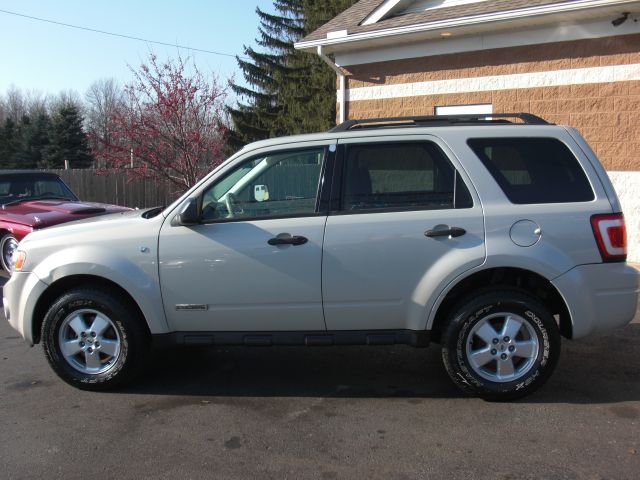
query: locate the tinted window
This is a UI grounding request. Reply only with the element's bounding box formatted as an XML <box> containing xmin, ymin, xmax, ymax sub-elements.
<box><xmin>0</xmin><ymin>175</ymin><xmax>76</xmax><ymax>204</ymax></box>
<box><xmin>468</xmin><ymin>137</ymin><xmax>594</xmax><ymax>204</ymax></box>
<box><xmin>342</xmin><ymin>142</ymin><xmax>472</xmax><ymax>211</ymax></box>
<box><xmin>34</xmin><ymin>179</ymin><xmax>71</xmax><ymax>196</ymax></box>
<box><xmin>201</xmin><ymin>147</ymin><xmax>325</xmax><ymax>221</ymax></box>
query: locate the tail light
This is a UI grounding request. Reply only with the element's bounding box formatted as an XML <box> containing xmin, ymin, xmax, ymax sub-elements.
<box><xmin>590</xmin><ymin>213</ymin><xmax>627</xmax><ymax>262</ymax></box>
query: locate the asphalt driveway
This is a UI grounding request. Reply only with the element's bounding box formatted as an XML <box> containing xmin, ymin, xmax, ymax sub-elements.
<box><xmin>1</xmin><ymin>288</ymin><xmax>638</xmax><ymax>479</ymax></box>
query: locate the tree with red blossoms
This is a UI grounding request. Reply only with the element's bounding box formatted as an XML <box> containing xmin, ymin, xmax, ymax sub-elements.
<box><xmin>94</xmin><ymin>53</ymin><xmax>229</xmax><ymax>191</ymax></box>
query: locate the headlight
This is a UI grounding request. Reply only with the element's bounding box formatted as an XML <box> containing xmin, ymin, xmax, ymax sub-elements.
<box><xmin>13</xmin><ymin>250</ymin><xmax>26</xmax><ymax>272</ymax></box>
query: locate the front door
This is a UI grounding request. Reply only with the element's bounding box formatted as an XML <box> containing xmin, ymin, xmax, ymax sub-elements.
<box><xmin>159</xmin><ymin>143</ymin><xmax>332</xmax><ymax>332</ymax></box>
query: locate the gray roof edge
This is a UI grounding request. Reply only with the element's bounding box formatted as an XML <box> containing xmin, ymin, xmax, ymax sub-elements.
<box><xmin>296</xmin><ymin>0</ymin><xmax>638</xmax><ymax>50</ymax></box>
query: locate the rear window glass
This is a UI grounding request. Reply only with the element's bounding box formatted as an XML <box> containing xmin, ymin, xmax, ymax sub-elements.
<box><xmin>467</xmin><ymin>137</ymin><xmax>594</xmax><ymax>204</ymax></box>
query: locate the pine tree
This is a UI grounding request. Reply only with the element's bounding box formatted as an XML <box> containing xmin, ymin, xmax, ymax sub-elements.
<box><xmin>8</xmin><ymin>115</ymin><xmax>35</xmax><ymax>168</ymax></box>
<box><xmin>17</xmin><ymin>113</ymin><xmax>51</xmax><ymax>168</ymax></box>
<box><xmin>42</xmin><ymin>104</ymin><xmax>93</xmax><ymax>168</ymax></box>
<box><xmin>227</xmin><ymin>1</ymin><xmax>304</xmax><ymax>150</ymax></box>
<box><xmin>228</xmin><ymin>0</ymin><xmax>357</xmax><ymax>151</ymax></box>
<box><xmin>302</xmin><ymin>0</ymin><xmax>358</xmax><ymax>125</ymax></box>
<box><xmin>0</xmin><ymin>118</ymin><xmax>20</xmax><ymax>168</ymax></box>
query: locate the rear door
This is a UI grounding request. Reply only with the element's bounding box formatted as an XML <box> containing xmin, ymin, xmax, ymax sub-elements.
<box><xmin>322</xmin><ymin>135</ymin><xmax>486</xmax><ymax>331</ymax></box>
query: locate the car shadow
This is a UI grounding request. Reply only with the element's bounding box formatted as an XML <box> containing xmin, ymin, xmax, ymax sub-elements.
<box><xmin>121</xmin><ymin>323</ymin><xmax>640</xmax><ymax>404</ymax></box>
<box><xmin>127</xmin><ymin>343</ymin><xmax>462</xmax><ymax>399</ymax></box>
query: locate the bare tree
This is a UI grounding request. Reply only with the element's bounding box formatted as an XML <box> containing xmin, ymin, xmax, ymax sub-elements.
<box><xmin>85</xmin><ymin>79</ymin><xmax>124</xmax><ymax>167</ymax></box>
<box><xmin>0</xmin><ymin>96</ymin><xmax>6</xmax><ymax>124</ymax></box>
<box><xmin>4</xmin><ymin>86</ymin><xmax>26</xmax><ymax>121</ymax></box>
<box><xmin>0</xmin><ymin>88</ymin><xmax>47</xmax><ymax>123</ymax></box>
<box><xmin>24</xmin><ymin>90</ymin><xmax>49</xmax><ymax>117</ymax></box>
<box><xmin>49</xmin><ymin>90</ymin><xmax>84</xmax><ymax>116</ymax></box>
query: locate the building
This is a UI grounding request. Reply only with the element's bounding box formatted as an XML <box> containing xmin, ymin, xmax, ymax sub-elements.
<box><xmin>296</xmin><ymin>0</ymin><xmax>640</xmax><ymax>261</ymax></box>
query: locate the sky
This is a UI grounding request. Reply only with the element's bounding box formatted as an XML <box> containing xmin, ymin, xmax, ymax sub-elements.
<box><xmin>0</xmin><ymin>0</ymin><xmax>275</xmax><ymax>103</ymax></box>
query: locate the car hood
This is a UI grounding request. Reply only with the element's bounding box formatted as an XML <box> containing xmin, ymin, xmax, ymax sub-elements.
<box><xmin>19</xmin><ymin>206</ymin><xmax>164</xmax><ymax>257</ymax></box>
<box><xmin>1</xmin><ymin>200</ymin><xmax>131</xmax><ymax>228</ymax></box>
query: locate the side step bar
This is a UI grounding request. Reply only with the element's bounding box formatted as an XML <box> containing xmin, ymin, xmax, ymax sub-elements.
<box><xmin>153</xmin><ymin>330</ymin><xmax>430</xmax><ymax>348</ymax></box>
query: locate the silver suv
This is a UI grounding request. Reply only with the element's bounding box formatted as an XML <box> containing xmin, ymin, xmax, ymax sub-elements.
<box><xmin>4</xmin><ymin>114</ymin><xmax>638</xmax><ymax>400</ymax></box>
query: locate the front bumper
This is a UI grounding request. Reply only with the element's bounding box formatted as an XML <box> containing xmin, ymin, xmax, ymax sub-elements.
<box><xmin>3</xmin><ymin>271</ymin><xmax>49</xmax><ymax>345</ymax></box>
<box><xmin>552</xmin><ymin>263</ymin><xmax>639</xmax><ymax>339</ymax></box>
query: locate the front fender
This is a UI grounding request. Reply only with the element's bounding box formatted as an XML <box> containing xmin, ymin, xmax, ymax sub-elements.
<box><xmin>32</xmin><ymin>245</ymin><xmax>169</xmax><ymax>335</ymax></box>
<box><xmin>0</xmin><ymin>219</ymin><xmax>33</xmax><ymax>240</ymax></box>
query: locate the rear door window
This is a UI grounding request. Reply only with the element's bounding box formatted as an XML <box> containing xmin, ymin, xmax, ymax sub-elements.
<box><xmin>467</xmin><ymin>137</ymin><xmax>594</xmax><ymax>204</ymax></box>
<box><xmin>341</xmin><ymin>142</ymin><xmax>472</xmax><ymax>212</ymax></box>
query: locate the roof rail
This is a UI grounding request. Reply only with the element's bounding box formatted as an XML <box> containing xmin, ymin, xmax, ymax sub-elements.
<box><xmin>328</xmin><ymin>113</ymin><xmax>550</xmax><ymax>132</ymax></box>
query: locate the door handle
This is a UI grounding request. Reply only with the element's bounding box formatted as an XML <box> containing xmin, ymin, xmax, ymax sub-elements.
<box><xmin>425</xmin><ymin>227</ymin><xmax>466</xmax><ymax>238</ymax></box>
<box><xmin>268</xmin><ymin>234</ymin><xmax>308</xmax><ymax>246</ymax></box>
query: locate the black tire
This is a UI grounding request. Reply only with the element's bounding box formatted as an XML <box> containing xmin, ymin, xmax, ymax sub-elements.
<box><xmin>42</xmin><ymin>288</ymin><xmax>149</xmax><ymax>390</ymax></box>
<box><xmin>441</xmin><ymin>289</ymin><xmax>560</xmax><ymax>401</ymax></box>
<box><xmin>0</xmin><ymin>233</ymin><xmax>18</xmax><ymax>273</ymax></box>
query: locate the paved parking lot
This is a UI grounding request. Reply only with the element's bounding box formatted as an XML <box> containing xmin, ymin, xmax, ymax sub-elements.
<box><xmin>1</xmin><ymin>293</ymin><xmax>639</xmax><ymax>479</ymax></box>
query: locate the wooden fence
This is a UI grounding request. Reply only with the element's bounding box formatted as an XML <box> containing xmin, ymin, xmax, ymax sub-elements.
<box><xmin>50</xmin><ymin>165</ymin><xmax>324</xmax><ymax>209</ymax></box>
<box><xmin>50</xmin><ymin>169</ymin><xmax>180</xmax><ymax>208</ymax></box>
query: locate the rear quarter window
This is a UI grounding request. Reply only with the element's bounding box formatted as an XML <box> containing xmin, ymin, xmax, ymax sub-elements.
<box><xmin>467</xmin><ymin>137</ymin><xmax>594</xmax><ymax>204</ymax></box>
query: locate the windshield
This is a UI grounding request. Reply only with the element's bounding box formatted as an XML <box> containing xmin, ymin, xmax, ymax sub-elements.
<box><xmin>0</xmin><ymin>174</ymin><xmax>78</xmax><ymax>206</ymax></box>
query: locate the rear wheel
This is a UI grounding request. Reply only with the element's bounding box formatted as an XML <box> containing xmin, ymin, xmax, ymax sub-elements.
<box><xmin>42</xmin><ymin>288</ymin><xmax>149</xmax><ymax>390</ymax></box>
<box><xmin>0</xmin><ymin>234</ymin><xmax>18</xmax><ymax>273</ymax></box>
<box><xmin>442</xmin><ymin>290</ymin><xmax>560</xmax><ymax>401</ymax></box>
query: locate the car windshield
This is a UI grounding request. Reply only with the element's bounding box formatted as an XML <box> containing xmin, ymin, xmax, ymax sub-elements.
<box><xmin>0</xmin><ymin>174</ymin><xmax>78</xmax><ymax>206</ymax></box>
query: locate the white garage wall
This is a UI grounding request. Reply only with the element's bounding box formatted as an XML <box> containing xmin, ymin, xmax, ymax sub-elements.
<box><xmin>608</xmin><ymin>171</ymin><xmax>640</xmax><ymax>263</ymax></box>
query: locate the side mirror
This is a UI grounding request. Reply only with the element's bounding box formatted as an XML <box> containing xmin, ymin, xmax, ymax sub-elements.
<box><xmin>171</xmin><ymin>197</ymin><xmax>200</xmax><ymax>226</ymax></box>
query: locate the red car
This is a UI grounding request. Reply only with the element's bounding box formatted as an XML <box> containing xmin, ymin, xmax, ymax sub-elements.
<box><xmin>0</xmin><ymin>171</ymin><xmax>130</xmax><ymax>273</ymax></box>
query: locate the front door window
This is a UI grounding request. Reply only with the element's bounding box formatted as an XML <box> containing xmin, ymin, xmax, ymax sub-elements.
<box><xmin>201</xmin><ymin>147</ymin><xmax>326</xmax><ymax>221</ymax></box>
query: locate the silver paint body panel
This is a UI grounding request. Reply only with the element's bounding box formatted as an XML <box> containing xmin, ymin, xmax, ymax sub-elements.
<box><xmin>4</xmin><ymin>125</ymin><xmax>638</xmax><ymax>344</ymax></box>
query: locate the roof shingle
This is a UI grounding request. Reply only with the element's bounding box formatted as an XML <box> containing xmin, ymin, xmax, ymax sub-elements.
<box><xmin>300</xmin><ymin>0</ymin><xmax>580</xmax><ymax>43</ymax></box>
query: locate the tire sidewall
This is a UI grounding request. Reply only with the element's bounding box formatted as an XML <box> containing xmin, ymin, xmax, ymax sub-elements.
<box><xmin>445</xmin><ymin>294</ymin><xmax>559</xmax><ymax>399</ymax></box>
<box><xmin>43</xmin><ymin>291</ymin><xmax>132</xmax><ymax>389</ymax></box>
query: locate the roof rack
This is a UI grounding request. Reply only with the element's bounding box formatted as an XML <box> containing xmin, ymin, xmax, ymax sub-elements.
<box><xmin>328</xmin><ymin>113</ymin><xmax>550</xmax><ymax>132</ymax></box>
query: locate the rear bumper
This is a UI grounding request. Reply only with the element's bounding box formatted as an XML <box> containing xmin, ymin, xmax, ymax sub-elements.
<box><xmin>3</xmin><ymin>271</ymin><xmax>48</xmax><ymax>345</ymax></box>
<box><xmin>552</xmin><ymin>263</ymin><xmax>639</xmax><ymax>339</ymax></box>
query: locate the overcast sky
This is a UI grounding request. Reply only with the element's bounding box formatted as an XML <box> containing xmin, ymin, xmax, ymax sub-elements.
<box><xmin>0</xmin><ymin>0</ymin><xmax>275</xmax><ymax>102</ymax></box>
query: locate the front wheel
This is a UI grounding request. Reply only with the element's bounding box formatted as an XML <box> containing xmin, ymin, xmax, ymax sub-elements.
<box><xmin>441</xmin><ymin>290</ymin><xmax>560</xmax><ymax>401</ymax></box>
<box><xmin>42</xmin><ymin>288</ymin><xmax>149</xmax><ymax>390</ymax></box>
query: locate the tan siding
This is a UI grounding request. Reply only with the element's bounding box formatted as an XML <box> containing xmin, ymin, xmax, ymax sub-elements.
<box><xmin>337</xmin><ymin>34</ymin><xmax>640</xmax><ymax>171</ymax></box>
<box><xmin>344</xmin><ymin>34</ymin><xmax>640</xmax><ymax>88</ymax></box>
<box><xmin>343</xmin><ymin>81</ymin><xmax>640</xmax><ymax>171</ymax></box>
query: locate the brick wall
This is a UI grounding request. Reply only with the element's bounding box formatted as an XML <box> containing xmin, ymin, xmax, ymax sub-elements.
<box><xmin>341</xmin><ymin>34</ymin><xmax>640</xmax><ymax>172</ymax></box>
<box><xmin>345</xmin><ymin>81</ymin><xmax>640</xmax><ymax>172</ymax></box>
<box><xmin>345</xmin><ymin>35</ymin><xmax>640</xmax><ymax>88</ymax></box>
